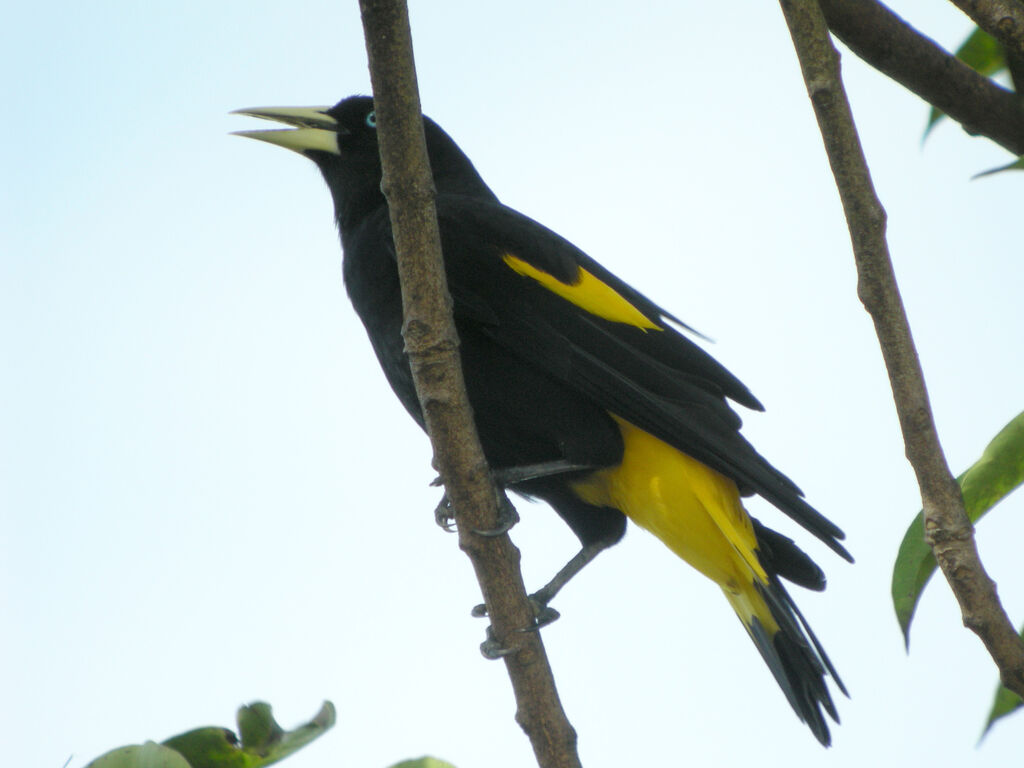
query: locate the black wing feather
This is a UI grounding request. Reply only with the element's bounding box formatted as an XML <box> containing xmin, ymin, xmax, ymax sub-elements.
<box><xmin>434</xmin><ymin>195</ymin><xmax>850</xmax><ymax>560</ymax></box>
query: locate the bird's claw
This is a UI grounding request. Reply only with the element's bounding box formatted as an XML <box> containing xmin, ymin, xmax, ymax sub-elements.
<box><xmin>480</xmin><ymin>626</ymin><xmax>516</xmax><ymax>659</ymax></box>
<box><xmin>433</xmin><ymin>485</ymin><xmax>519</xmax><ymax>537</ymax></box>
<box><xmin>434</xmin><ymin>495</ymin><xmax>456</xmax><ymax>532</ymax></box>
<box><xmin>472</xmin><ymin>494</ymin><xmax>520</xmax><ymax>537</ymax></box>
<box><xmin>527</xmin><ymin>604</ymin><xmax>561</xmax><ymax>630</ymax></box>
<box><xmin>472</xmin><ymin>595</ymin><xmax>561</xmax><ymax>632</ymax></box>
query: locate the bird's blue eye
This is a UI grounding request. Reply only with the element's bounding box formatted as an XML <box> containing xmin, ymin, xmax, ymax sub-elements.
<box><xmin>366</xmin><ymin>111</ymin><xmax>377</xmax><ymax>128</ymax></box>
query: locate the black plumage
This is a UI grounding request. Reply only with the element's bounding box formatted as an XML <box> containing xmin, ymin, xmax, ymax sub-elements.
<box><xmin>235</xmin><ymin>95</ymin><xmax>850</xmax><ymax>745</ymax></box>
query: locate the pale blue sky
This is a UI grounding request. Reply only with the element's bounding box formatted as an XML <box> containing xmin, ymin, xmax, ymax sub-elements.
<box><xmin>3</xmin><ymin>2</ymin><xmax>1022</xmax><ymax>767</ymax></box>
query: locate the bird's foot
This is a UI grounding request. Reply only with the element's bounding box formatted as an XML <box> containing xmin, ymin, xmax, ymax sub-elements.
<box><xmin>479</xmin><ymin>626</ymin><xmax>516</xmax><ymax>659</ymax></box>
<box><xmin>475</xmin><ymin>596</ymin><xmax>561</xmax><ymax>659</ymax></box>
<box><xmin>472</xmin><ymin>592</ymin><xmax>561</xmax><ymax>630</ymax></box>
<box><xmin>434</xmin><ymin>494</ymin><xmax>456</xmax><ymax>532</ymax></box>
<box><xmin>472</xmin><ymin>493</ymin><xmax>519</xmax><ymax>537</ymax></box>
<box><xmin>431</xmin><ymin>459</ymin><xmax>591</xmax><ymax>534</ymax></box>
<box><xmin>432</xmin><ymin>484</ymin><xmax>519</xmax><ymax>536</ymax></box>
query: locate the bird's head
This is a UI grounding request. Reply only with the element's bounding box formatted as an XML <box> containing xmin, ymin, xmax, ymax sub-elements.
<box><xmin>233</xmin><ymin>95</ymin><xmax>496</xmax><ymax>230</ymax></box>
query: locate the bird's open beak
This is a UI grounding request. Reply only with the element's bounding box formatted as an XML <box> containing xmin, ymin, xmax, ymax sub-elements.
<box><xmin>231</xmin><ymin>106</ymin><xmax>341</xmax><ymax>156</ymax></box>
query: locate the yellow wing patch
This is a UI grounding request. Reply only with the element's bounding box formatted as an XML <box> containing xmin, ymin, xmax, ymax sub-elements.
<box><xmin>503</xmin><ymin>254</ymin><xmax>661</xmax><ymax>331</ymax></box>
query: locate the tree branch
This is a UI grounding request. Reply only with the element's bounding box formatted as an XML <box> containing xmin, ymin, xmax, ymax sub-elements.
<box><xmin>779</xmin><ymin>0</ymin><xmax>1024</xmax><ymax>698</ymax></box>
<box><xmin>819</xmin><ymin>0</ymin><xmax>1024</xmax><ymax>155</ymax></box>
<box><xmin>357</xmin><ymin>2</ymin><xmax>582</xmax><ymax>766</ymax></box>
<box><xmin>948</xmin><ymin>0</ymin><xmax>1024</xmax><ymax>60</ymax></box>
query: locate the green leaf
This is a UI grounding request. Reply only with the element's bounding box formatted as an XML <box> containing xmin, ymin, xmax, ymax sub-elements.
<box><xmin>972</xmin><ymin>156</ymin><xmax>1024</xmax><ymax>179</ymax></box>
<box><xmin>236</xmin><ymin>703</ymin><xmax>285</xmax><ymax>752</ymax></box>
<box><xmin>161</xmin><ymin>729</ymin><xmax>253</xmax><ymax>768</ymax></box>
<box><xmin>892</xmin><ymin>411</ymin><xmax>1024</xmax><ymax>646</ymax></box>
<box><xmin>162</xmin><ymin>701</ymin><xmax>336</xmax><ymax>768</ymax></box>
<box><xmin>952</xmin><ymin>26</ymin><xmax>1007</xmax><ymax>77</ymax></box>
<box><xmin>84</xmin><ymin>743</ymin><xmax>192</xmax><ymax>768</ymax></box>
<box><xmin>980</xmin><ymin>625</ymin><xmax>1024</xmax><ymax>742</ymax></box>
<box><xmin>239</xmin><ymin>700</ymin><xmax>336</xmax><ymax>764</ymax></box>
<box><xmin>924</xmin><ymin>27</ymin><xmax>1007</xmax><ymax>140</ymax></box>
<box><xmin>388</xmin><ymin>759</ymin><xmax>458</xmax><ymax>768</ymax></box>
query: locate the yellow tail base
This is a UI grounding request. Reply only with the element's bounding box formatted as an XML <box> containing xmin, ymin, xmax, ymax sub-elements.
<box><xmin>571</xmin><ymin>414</ymin><xmax>778</xmax><ymax>633</ymax></box>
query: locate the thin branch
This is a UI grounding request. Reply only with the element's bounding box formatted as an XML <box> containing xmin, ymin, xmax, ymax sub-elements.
<box><xmin>357</xmin><ymin>2</ymin><xmax>582</xmax><ymax>766</ymax></box>
<box><xmin>778</xmin><ymin>0</ymin><xmax>1024</xmax><ymax>698</ymax></box>
<box><xmin>819</xmin><ymin>0</ymin><xmax>1024</xmax><ymax>155</ymax></box>
<box><xmin>949</xmin><ymin>0</ymin><xmax>1024</xmax><ymax>60</ymax></box>
<box><xmin>1008</xmin><ymin>49</ymin><xmax>1024</xmax><ymax>92</ymax></box>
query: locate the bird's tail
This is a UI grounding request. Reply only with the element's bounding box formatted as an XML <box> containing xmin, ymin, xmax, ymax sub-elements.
<box><xmin>723</xmin><ymin>572</ymin><xmax>846</xmax><ymax>746</ymax></box>
<box><xmin>570</xmin><ymin>415</ymin><xmax>846</xmax><ymax>744</ymax></box>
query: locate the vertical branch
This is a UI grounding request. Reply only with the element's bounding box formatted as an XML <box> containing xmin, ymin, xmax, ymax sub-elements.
<box><xmin>778</xmin><ymin>0</ymin><xmax>1024</xmax><ymax>696</ymax></box>
<box><xmin>356</xmin><ymin>1</ymin><xmax>583</xmax><ymax>765</ymax></box>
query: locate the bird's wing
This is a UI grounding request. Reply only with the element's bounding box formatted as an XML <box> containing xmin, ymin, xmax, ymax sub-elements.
<box><xmin>430</xmin><ymin>195</ymin><xmax>849</xmax><ymax>559</ymax></box>
<box><xmin>437</xmin><ymin>197</ymin><xmax>763</xmax><ymax>408</ymax></box>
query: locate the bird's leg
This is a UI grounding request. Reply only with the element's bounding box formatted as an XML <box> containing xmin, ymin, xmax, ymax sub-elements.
<box><xmin>471</xmin><ymin>460</ymin><xmax>595</xmax><ymax>537</ymax></box>
<box><xmin>433</xmin><ymin>458</ymin><xmax>610</xmax><ymax>656</ymax></box>
<box><xmin>432</xmin><ymin>458</ymin><xmax>594</xmax><ymax>534</ymax></box>
<box><xmin>473</xmin><ymin>537</ymin><xmax>615</xmax><ymax>634</ymax></box>
<box><xmin>492</xmin><ymin>459</ymin><xmax>596</xmax><ymax>487</ymax></box>
<box><xmin>528</xmin><ymin>539</ymin><xmax>613</xmax><ymax>616</ymax></box>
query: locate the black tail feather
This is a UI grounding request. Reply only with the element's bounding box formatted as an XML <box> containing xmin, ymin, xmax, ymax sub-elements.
<box><xmin>745</xmin><ymin>578</ymin><xmax>845</xmax><ymax>747</ymax></box>
<box><xmin>751</xmin><ymin>517</ymin><xmax>827</xmax><ymax>591</ymax></box>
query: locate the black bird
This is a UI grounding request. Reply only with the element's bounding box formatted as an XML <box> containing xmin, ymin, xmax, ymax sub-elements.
<box><xmin>234</xmin><ymin>95</ymin><xmax>850</xmax><ymax>745</ymax></box>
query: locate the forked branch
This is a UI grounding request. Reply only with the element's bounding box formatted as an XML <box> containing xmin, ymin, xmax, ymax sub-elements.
<box><xmin>779</xmin><ymin>0</ymin><xmax>1024</xmax><ymax>697</ymax></box>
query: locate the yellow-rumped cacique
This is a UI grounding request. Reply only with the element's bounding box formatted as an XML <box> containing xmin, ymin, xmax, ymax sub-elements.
<box><xmin>234</xmin><ymin>95</ymin><xmax>851</xmax><ymax>745</ymax></box>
